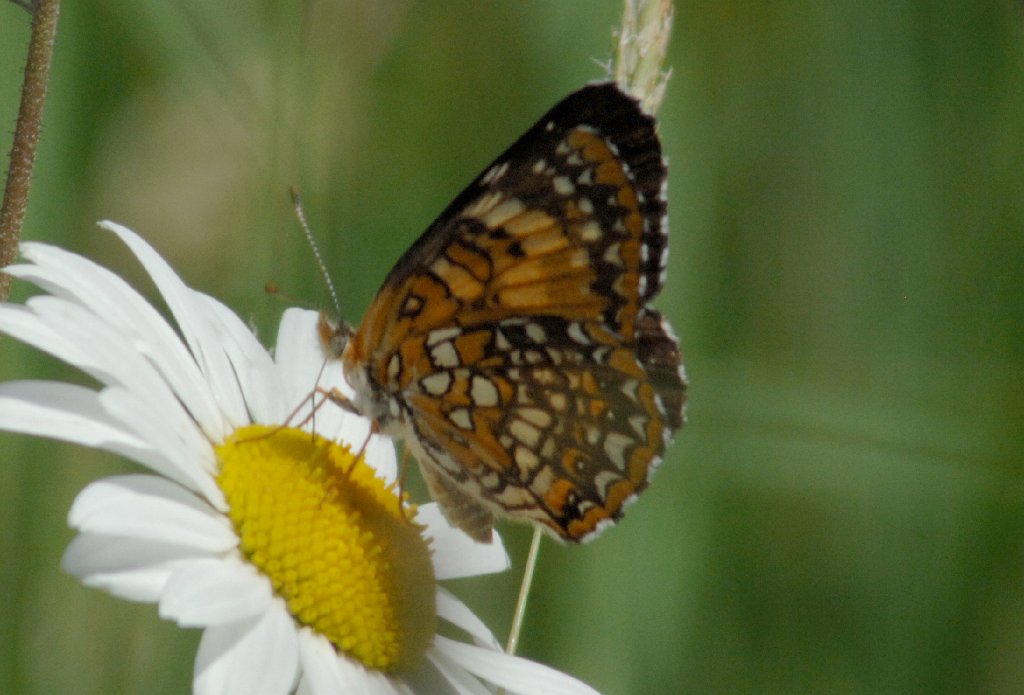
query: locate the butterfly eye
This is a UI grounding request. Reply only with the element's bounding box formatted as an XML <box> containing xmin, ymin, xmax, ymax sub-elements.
<box><xmin>317</xmin><ymin>311</ymin><xmax>353</xmax><ymax>360</ymax></box>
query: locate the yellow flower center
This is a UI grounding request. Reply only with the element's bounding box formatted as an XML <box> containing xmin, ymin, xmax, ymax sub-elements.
<box><xmin>215</xmin><ymin>425</ymin><xmax>436</xmax><ymax>672</ymax></box>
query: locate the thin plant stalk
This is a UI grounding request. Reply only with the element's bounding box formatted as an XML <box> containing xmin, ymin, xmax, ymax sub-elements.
<box><xmin>0</xmin><ymin>0</ymin><xmax>61</xmax><ymax>301</ymax></box>
<box><xmin>505</xmin><ymin>526</ymin><xmax>544</xmax><ymax>656</ymax></box>
<box><xmin>496</xmin><ymin>526</ymin><xmax>543</xmax><ymax>695</ymax></box>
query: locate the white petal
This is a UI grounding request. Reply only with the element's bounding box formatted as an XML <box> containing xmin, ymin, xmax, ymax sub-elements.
<box><xmin>435</xmin><ymin>588</ymin><xmax>501</xmax><ymax>651</ymax></box>
<box><xmin>0</xmin><ymin>381</ymin><xmax>222</xmax><ymax>504</ymax></box>
<box><xmin>23</xmin><ymin>295</ymin><xmax>227</xmax><ymax>468</ymax></box>
<box><xmin>68</xmin><ymin>475</ymin><xmax>235</xmax><ymax>552</ymax></box>
<box><xmin>99</xmin><ymin>387</ymin><xmax>226</xmax><ymax>507</ymax></box>
<box><xmin>196</xmin><ymin>292</ymin><xmax>283</xmax><ymax>424</ymax></box>
<box><xmin>24</xmin><ymin>297</ymin><xmax>224</xmax><ymax>500</ymax></box>
<box><xmin>27</xmin><ymin>294</ymin><xmax>185</xmax><ymax>407</ymax></box>
<box><xmin>419</xmin><ymin>504</ymin><xmax>510</xmax><ymax>579</ymax></box>
<box><xmin>102</xmin><ymin>221</ymin><xmax>245</xmax><ymax>436</ymax></box>
<box><xmin>423</xmin><ymin>648</ymin><xmax>493</xmax><ymax>695</ymax></box>
<box><xmin>194</xmin><ymin>601</ymin><xmax>299</xmax><ymax>695</ymax></box>
<box><xmin>0</xmin><ymin>381</ymin><xmax>140</xmax><ymax>449</ymax></box>
<box><xmin>296</xmin><ymin>631</ymin><xmax>344</xmax><ymax>695</ymax></box>
<box><xmin>0</xmin><ymin>303</ymin><xmax>92</xmax><ymax>376</ymax></box>
<box><xmin>62</xmin><ymin>533</ymin><xmax>207</xmax><ymax>602</ymax></box>
<box><xmin>363</xmin><ymin>432</ymin><xmax>398</xmax><ymax>484</ymax></box>
<box><xmin>13</xmin><ymin>240</ymin><xmax>225</xmax><ymax>437</ymax></box>
<box><xmin>431</xmin><ymin>635</ymin><xmax>601</xmax><ymax>695</ymax></box>
<box><xmin>160</xmin><ymin>557</ymin><xmax>271</xmax><ymax>627</ymax></box>
<box><xmin>297</xmin><ymin>630</ymin><xmax>405</xmax><ymax>695</ymax></box>
<box><xmin>274</xmin><ymin>309</ymin><xmax>330</xmax><ymax>409</ymax></box>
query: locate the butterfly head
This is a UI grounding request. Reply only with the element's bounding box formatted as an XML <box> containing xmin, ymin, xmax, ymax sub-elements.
<box><xmin>317</xmin><ymin>310</ymin><xmax>353</xmax><ymax>361</ymax></box>
<box><xmin>317</xmin><ymin>312</ymin><xmax>395</xmax><ymax>427</ymax></box>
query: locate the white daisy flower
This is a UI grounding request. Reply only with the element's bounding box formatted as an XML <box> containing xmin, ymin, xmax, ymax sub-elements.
<box><xmin>0</xmin><ymin>221</ymin><xmax>600</xmax><ymax>695</ymax></box>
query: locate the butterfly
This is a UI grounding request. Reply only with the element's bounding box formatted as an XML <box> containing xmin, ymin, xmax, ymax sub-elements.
<box><xmin>320</xmin><ymin>82</ymin><xmax>687</xmax><ymax>543</ymax></box>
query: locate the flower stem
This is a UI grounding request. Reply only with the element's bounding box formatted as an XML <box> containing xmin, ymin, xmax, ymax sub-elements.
<box><xmin>505</xmin><ymin>526</ymin><xmax>543</xmax><ymax>656</ymax></box>
<box><xmin>0</xmin><ymin>0</ymin><xmax>61</xmax><ymax>301</ymax></box>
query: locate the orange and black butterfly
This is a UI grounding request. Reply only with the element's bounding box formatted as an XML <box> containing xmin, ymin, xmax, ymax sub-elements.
<box><xmin>321</xmin><ymin>82</ymin><xmax>687</xmax><ymax>543</ymax></box>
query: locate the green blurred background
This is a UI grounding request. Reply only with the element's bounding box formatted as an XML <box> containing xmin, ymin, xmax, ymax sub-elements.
<box><xmin>1</xmin><ymin>2</ymin><xmax>1023</xmax><ymax>693</ymax></box>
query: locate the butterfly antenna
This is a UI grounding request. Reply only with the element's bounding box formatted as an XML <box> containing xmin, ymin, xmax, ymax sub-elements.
<box><xmin>290</xmin><ymin>186</ymin><xmax>342</xmax><ymax>318</ymax></box>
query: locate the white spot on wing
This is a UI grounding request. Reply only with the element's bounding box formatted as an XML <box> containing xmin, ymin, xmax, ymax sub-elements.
<box><xmin>481</xmin><ymin>161</ymin><xmax>509</xmax><ymax>184</ymax></box>
<box><xmin>462</xmin><ymin>191</ymin><xmax>503</xmax><ymax>217</ymax></box>
<box><xmin>431</xmin><ymin>342</ymin><xmax>460</xmax><ymax>368</ymax></box>
<box><xmin>603</xmin><ymin>242</ymin><xmax>623</xmax><ymax>265</ymax></box>
<box><xmin>518</xmin><ymin>407</ymin><xmax>553</xmax><ymax>428</ymax></box>
<box><xmin>578</xmin><ymin>220</ymin><xmax>602</xmax><ymax>242</ymax></box>
<box><xmin>549</xmin><ymin>392</ymin><xmax>567</xmax><ymax>411</ymax></box>
<box><xmin>448</xmin><ymin>408</ymin><xmax>473</xmax><ymax>430</ymax></box>
<box><xmin>620</xmin><ymin>378</ymin><xmax>640</xmax><ymax>402</ymax></box>
<box><xmin>427</xmin><ymin>327</ymin><xmax>462</xmax><ymax>346</ymax></box>
<box><xmin>509</xmin><ymin>419</ymin><xmax>541</xmax><ymax>447</ymax></box>
<box><xmin>525</xmin><ymin>322</ymin><xmax>547</xmax><ymax>344</ymax></box>
<box><xmin>628</xmin><ymin>414</ymin><xmax>648</xmax><ymax>438</ymax></box>
<box><xmin>593</xmin><ymin>470</ymin><xmax>621</xmax><ymax>496</ymax></box>
<box><xmin>420</xmin><ymin>371</ymin><xmax>452</xmax><ymax>396</ymax></box>
<box><xmin>553</xmin><ymin>176</ymin><xmax>575</xmax><ymax>196</ymax></box>
<box><xmin>603</xmin><ymin>432</ymin><xmax>633</xmax><ymax>468</ymax></box>
<box><xmin>567</xmin><ymin>323</ymin><xmax>590</xmax><ymax>344</ymax></box>
<box><xmin>470</xmin><ymin>376</ymin><xmax>500</xmax><ymax>407</ymax></box>
<box><xmin>515</xmin><ymin>445</ymin><xmax>540</xmax><ymax>469</ymax></box>
<box><xmin>480</xmin><ymin>198</ymin><xmax>526</xmax><ymax>228</ymax></box>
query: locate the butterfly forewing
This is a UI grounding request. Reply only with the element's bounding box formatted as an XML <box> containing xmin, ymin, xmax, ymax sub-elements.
<box><xmin>340</xmin><ymin>83</ymin><xmax>687</xmax><ymax>542</ymax></box>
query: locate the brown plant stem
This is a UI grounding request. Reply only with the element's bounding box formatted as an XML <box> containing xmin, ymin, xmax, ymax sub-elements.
<box><xmin>0</xmin><ymin>0</ymin><xmax>61</xmax><ymax>301</ymax></box>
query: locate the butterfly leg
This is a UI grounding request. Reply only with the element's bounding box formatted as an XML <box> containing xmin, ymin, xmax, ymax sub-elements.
<box><xmin>232</xmin><ymin>388</ymin><xmax>332</xmax><ymax>445</ymax></box>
